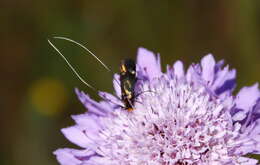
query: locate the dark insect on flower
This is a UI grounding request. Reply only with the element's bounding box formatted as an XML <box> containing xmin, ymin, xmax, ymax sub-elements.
<box><xmin>48</xmin><ymin>37</ymin><xmax>139</xmax><ymax>112</ymax></box>
<box><xmin>119</xmin><ymin>59</ymin><xmax>137</xmax><ymax>111</ymax></box>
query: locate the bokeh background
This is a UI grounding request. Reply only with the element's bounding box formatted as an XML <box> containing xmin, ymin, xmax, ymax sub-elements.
<box><xmin>1</xmin><ymin>1</ymin><xmax>260</xmax><ymax>164</ymax></box>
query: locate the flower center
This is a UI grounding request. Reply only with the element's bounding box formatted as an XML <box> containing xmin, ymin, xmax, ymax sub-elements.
<box><xmin>99</xmin><ymin>77</ymin><xmax>237</xmax><ymax>164</ymax></box>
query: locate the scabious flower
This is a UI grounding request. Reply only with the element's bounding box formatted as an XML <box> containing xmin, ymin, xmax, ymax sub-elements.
<box><xmin>54</xmin><ymin>48</ymin><xmax>260</xmax><ymax>165</ymax></box>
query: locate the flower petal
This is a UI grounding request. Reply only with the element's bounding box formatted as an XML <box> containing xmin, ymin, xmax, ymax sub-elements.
<box><xmin>113</xmin><ymin>74</ymin><xmax>121</xmax><ymax>97</ymax></box>
<box><xmin>235</xmin><ymin>84</ymin><xmax>260</xmax><ymax>116</ymax></box>
<box><xmin>75</xmin><ymin>89</ymin><xmax>108</xmax><ymax>116</ymax></box>
<box><xmin>201</xmin><ymin>54</ymin><xmax>215</xmax><ymax>84</ymax></box>
<box><xmin>61</xmin><ymin>126</ymin><xmax>93</xmax><ymax>148</ymax></box>
<box><xmin>98</xmin><ymin>91</ymin><xmax>123</xmax><ymax>108</ymax></box>
<box><xmin>137</xmin><ymin>47</ymin><xmax>161</xmax><ymax>80</ymax></box>
<box><xmin>252</xmin><ymin>100</ymin><xmax>260</xmax><ymax>121</ymax></box>
<box><xmin>54</xmin><ymin>148</ymin><xmax>97</xmax><ymax>165</ymax></box>
<box><xmin>214</xmin><ymin>67</ymin><xmax>236</xmax><ymax>96</ymax></box>
<box><xmin>173</xmin><ymin>61</ymin><xmax>184</xmax><ymax>78</ymax></box>
<box><xmin>236</xmin><ymin>156</ymin><xmax>258</xmax><ymax>165</ymax></box>
<box><xmin>72</xmin><ymin>114</ymin><xmax>103</xmax><ymax>130</ymax></box>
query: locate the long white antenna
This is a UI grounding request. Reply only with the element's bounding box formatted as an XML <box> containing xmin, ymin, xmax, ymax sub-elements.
<box><xmin>53</xmin><ymin>36</ymin><xmax>111</xmax><ymax>72</ymax></box>
<box><xmin>48</xmin><ymin>39</ymin><xmax>96</xmax><ymax>90</ymax></box>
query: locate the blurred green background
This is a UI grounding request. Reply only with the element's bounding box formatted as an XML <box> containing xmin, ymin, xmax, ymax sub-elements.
<box><xmin>1</xmin><ymin>1</ymin><xmax>260</xmax><ymax>164</ymax></box>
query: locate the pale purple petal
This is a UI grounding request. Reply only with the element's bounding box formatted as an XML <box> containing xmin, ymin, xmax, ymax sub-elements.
<box><xmin>201</xmin><ymin>54</ymin><xmax>215</xmax><ymax>84</ymax></box>
<box><xmin>186</xmin><ymin>54</ymin><xmax>237</xmax><ymax>98</ymax></box>
<box><xmin>61</xmin><ymin>126</ymin><xmax>95</xmax><ymax>149</ymax></box>
<box><xmin>252</xmin><ymin>100</ymin><xmax>260</xmax><ymax>121</ymax></box>
<box><xmin>173</xmin><ymin>61</ymin><xmax>184</xmax><ymax>78</ymax></box>
<box><xmin>54</xmin><ymin>149</ymin><xmax>83</xmax><ymax>165</ymax></box>
<box><xmin>75</xmin><ymin>89</ymin><xmax>109</xmax><ymax>116</ymax></box>
<box><xmin>232</xmin><ymin>111</ymin><xmax>248</xmax><ymax>121</ymax></box>
<box><xmin>236</xmin><ymin>83</ymin><xmax>260</xmax><ymax>111</ymax></box>
<box><xmin>213</xmin><ymin>66</ymin><xmax>236</xmax><ymax>95</ymax></box>
<box><xmin>54</xmin><ymin>148</ymin><xmax>98</xmax><ymax>165</ymax></box>
<box><xmin>137</xmin><ymin>47</ymin><xmax>161</xmax><ymax>80</ymax></box>
<box><xmin>71</xmin><ymin>114</ymin><xmax>102</xmax><ymax>130</ymax></box>
<box><xmin>113</xmin><ymin>74</ymin><xmax>121</xmax><ymax>97</ymax></box>
<box><xmin>233</xmin><ymin>84</ymin><xmax>260</xmax><ymax>122</ymax></box>
<box><xmin>236</xmin><ymin>157</ymin><xmax>258</xmax><ymax>165</ymax></box>
<box><xmin>185</xmin><ymin>65</ymin><xmax>194</xmax><ymax>82</ymax></box>
<box><xmin>166</xmin><ymin>64</ymin><xmax>174</xmax><ymax>78</ymax></box>
<box><xmin>98</xmin><ymin>91</ymin><xmax>123</xmax><ymax>108</ymax></box>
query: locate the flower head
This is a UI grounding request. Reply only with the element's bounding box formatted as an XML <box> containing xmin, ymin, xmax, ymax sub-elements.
<box><xmin>54</xmin><ymin>48</ymin><xmax>260</xmax><ymax>165</ymax></box>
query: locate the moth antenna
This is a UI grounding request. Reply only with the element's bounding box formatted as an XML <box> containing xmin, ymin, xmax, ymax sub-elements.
<box><xmin>53</xmin><ymin>36</ymin><xmax>122</xmax><ymax>89</ymax></box>
<box><xmin>48</xmin><ymin>39</ymin><xmax>96</xmax><ymax>91</ymax></box>
<box><xmin>53</xmin><ymin>36</ymin><xmax>111</xmax><ymax>72</ymax></box>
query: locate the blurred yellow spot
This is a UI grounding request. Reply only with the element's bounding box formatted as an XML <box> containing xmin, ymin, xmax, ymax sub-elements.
<box><xmin>29</xmin><ymin>78</ymin><xmax>67</xmax><ymax>116</ymax></box>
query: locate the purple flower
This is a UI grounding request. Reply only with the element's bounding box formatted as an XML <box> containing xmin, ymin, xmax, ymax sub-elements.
<box><xmin>54</xmin><ymin>48</ymin><xmax>260</xmax><ymax>164</ymax></box>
